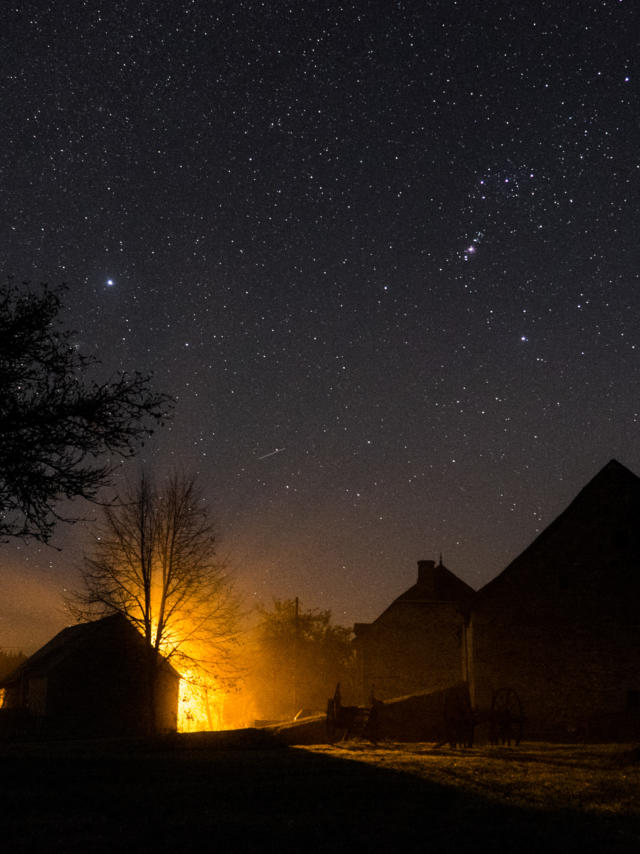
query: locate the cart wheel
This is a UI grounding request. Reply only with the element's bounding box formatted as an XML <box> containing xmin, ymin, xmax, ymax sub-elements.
<box><xmin>490</xmin><ymin>688</ymin><xmax>523</xmax><ymax>745</ymax></box>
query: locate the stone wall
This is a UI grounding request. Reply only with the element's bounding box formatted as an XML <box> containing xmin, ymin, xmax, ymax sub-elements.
<box><xmin>355</xmin><ymin>602</ymin><xmax>465</xmax><ymax>702</ymax></box>
<box><xmin>470</xmin><ymin>608</ymin><xmax>640</xmax><ymax>739</ymax></box>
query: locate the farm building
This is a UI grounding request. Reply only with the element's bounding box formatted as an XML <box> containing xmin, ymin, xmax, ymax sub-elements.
<box><xmin>353</xmin><ymin>558</ymin><xmax>474</xmax><ymax>701</ymax></box>
<box><xmin>468</xmin><ymin>459</ymin><xmax>640</xmax><ymax>739</ymax></box>
<box><xmin>0</xmin><ymin>614</ymin><xmax>180</xmax><ymax>737</ymax></box>
<box><xmin>353</xmin><ymin>460</ymin><xmax>640</xmax><ymax>739</ymax></box>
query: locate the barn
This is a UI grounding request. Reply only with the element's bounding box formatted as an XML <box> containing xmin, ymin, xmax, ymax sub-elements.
<box><xmin>468</xmin><ymin>459</ymin><xmax>640</xmax><ymax>739</ymax></box>
<box><xmin>0</xmin><ymin>614</ymin><xmax>180</xmax><ymax>738</ymax></box>
<box><xmin>353</xmin><ymin>460</ymin><xmax>640</xmax><ymax>740</ymax></box>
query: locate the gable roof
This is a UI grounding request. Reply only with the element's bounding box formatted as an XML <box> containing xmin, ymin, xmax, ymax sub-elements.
<box><xmin>474</xmin><ymin>458</ymin><xmax>640</xmax><ymax>609</ymax></box>
<box><xmin>1</xmin><ymin>614</ymin><xmax>180</xmax><ymax>686</ymax></box>
<box><xmin>394</xmin><ymin>559</ymin><xmax>476</xmax><ymax>604</ymax></box>
<box><xmin>354</xmin><ymin>559</ymin><xmax>475</xmax><ymax>637</ymax></box>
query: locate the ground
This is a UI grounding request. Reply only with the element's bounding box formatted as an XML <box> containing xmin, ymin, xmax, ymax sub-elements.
<box><xmin>0</xmin><ymin>735</ymin><xmax>638</xmax><ymax>852</ymax></box>
<box><xmin>305</xmin><ymin>741</ymin><xmax>640</xmax><ymax>816</ymax></box>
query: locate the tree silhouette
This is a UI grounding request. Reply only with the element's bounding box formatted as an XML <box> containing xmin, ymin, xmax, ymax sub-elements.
<box><xmin>69</xmin><ymin>471</ymin><xmax>240</xmax><ymax>731</ymax></box>
<box><xmin>0</xmin><ymin>281</ymin><xmax>172</xmax><ymax>542</ymax></box>
<box><xmin>244</xmin><ymin>599</ymin><xmax>355</xmax><ymax>720</ymax></box>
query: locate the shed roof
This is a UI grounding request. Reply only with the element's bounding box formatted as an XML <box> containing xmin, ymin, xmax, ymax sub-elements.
<box><xmin>0</xmin><ymin>614</ymin><xmax>180</xmax><ymax>686</ymax></box>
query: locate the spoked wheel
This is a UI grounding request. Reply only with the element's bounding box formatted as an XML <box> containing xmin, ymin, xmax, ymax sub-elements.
<box><xmin>490</xmin><ymin>687</ymin><xmax>523</xmax><ymax>745</ymax></box>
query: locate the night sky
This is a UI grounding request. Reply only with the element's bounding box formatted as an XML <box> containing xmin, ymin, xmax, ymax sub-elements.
<box><xmin>1</xmin><ymin>1</ymin><xmax>639</xmax><ymax>651</ymax></box>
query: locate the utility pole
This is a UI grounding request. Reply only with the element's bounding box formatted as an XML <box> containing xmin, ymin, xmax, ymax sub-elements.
<box><xmin>293</xmin><ymin>596</ymin><xmax>299</xmax><ymax>715</ymax></box>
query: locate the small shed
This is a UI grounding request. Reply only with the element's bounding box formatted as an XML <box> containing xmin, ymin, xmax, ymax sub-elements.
<box><xmin>0</xmin><ymin>614</ymin><xmax>180</xmax><ymax>737</ymax></box>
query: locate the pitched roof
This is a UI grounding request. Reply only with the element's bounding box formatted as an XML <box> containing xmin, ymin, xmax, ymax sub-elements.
<box><xmin>0</xmin><ymin>614</ymin><xmax>180</xmax><ymax>685</ymax></box>
<box><xmin>397</xmin><ymin>560</ymin><xmax>475</xmax><ymax>603</ymax></box>
<box><xmin>474</xmin><ymin>458</ymin><xmax>640</xmax><ymax>607</ymax></box>
<box><xmin>354</xmin><ymin>559</ymin><xmax>475</xmax><ymax>636</ymax></box>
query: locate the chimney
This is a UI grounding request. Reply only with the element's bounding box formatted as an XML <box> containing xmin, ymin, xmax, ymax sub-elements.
<box><xmin>417</xmin><ymin>559</ymin><xmax>436</xmax><ymax>580</ymax></box>
<box><xmin>417</xmin><ymin>559</ymin><xmax>438</xmax><ymax>597</ymax></box>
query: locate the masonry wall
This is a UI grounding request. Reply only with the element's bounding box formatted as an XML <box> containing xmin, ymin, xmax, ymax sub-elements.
<box><xmin>471</xmin><ymin>605</ymin><xmax>640</xmax><ymax>738</ymax></box>
<box><xmin>468</xmin><ymin>464</ymin><xmax>640</xmax><ymax>739</ymax></box>
<box><xmin>355</xmin><ymin>602</ymin><xmax>465</xmax><ymax>702</ymax></box>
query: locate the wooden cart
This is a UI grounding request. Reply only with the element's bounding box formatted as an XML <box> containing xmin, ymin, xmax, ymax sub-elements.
<box><xmin>326</xmin><ymin>683</ymin><xmax>382</xmax><ymax>744</ymax></box>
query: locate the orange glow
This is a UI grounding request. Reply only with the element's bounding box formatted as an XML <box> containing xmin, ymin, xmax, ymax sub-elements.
<box><xmin>177</xmin><ymin>669</ymin><xmax>225</xmax><ymax>732</ymax></box>
<box><xmin>145</xmin><ymin>618</ymin><xmax>233</xmax><ymax>732</ymax></box>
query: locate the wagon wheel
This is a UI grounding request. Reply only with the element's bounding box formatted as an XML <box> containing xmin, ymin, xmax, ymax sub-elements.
<box><xmin>490</xmin><ymin>688</ymin><xmax>523</xmax><ymax>745</ymax></box>
<box><xmin>326</xmin><ymin>697</ymin><xmax>338</xmax><ymax>743</ymax></box>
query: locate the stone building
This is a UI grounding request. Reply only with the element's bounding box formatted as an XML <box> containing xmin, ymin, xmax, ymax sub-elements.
<box><xmin>353</xmin><ymin>460</ymin><xmax>640</xmax><ymax>739</ymax></box>
<box><xmin>353</xmin><ymin>558</ymin><xmax>474</xmax><ymax>701</ymax></box>
<box><xmin>467</xmin><ymin>459</ymin><xmax>640</xmax><ymax>738</ymax></box>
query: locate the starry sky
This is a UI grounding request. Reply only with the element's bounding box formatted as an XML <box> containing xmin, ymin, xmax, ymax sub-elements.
<box><xmin>1</xmin><ymin>1</ymin><xmax>639</xmax><ymax>651</ymax></box>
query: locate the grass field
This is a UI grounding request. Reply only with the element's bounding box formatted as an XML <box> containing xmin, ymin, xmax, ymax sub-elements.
<box><xmin>0</xmin><ymin>736</ymin><xmax>638</xmax><ymax>852</ymax></box>
<box><xmin>304</xmin><ymin>741</ymin><xmax>640</xmax><ymax>815</ymax></box>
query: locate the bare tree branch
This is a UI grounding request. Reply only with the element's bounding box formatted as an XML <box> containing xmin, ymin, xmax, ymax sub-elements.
<box><xmin>68</xmin><ymin>471</ymin><xmax>241</xmax><ymax>698</ymax></box>
<box><xmin>0</xmin><ymin>281</ymin><xmax>174</xmax><ymax>542</ymax></box>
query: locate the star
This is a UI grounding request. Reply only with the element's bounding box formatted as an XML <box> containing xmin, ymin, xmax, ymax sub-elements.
<box><xmin>2</xmin><ymin>0</ymin><xmax>638</xmax><ymax>660</ymax></box>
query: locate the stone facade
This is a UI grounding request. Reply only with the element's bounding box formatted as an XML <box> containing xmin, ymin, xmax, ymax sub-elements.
<box><xmin>468</xmin><ymin>459</ymin><xmax>640</xmax><ymax>738</ymax></box>
<box><xmin>353</xmin><ymin>559</ymin><xmax>474</xmax><ymax>702</ymax></box>
<box><xmin>353</xmin><ymin>460</ymin><xmax>640</xmax><ymax>739</ymax></box>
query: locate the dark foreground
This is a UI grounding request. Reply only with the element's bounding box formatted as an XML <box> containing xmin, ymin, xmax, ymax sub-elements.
<box><xmin>1</xmin><ymin>733</ymin><xmax>638</xmax><ymax>853</ymax></box>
